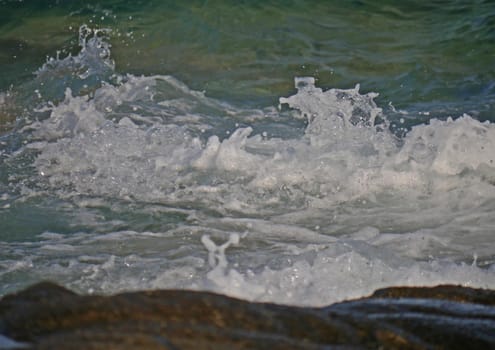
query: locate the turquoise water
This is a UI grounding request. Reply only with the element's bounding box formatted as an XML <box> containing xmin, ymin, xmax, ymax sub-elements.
<box><xmin>0</xmin><ymin>1</ymin><xmax>495</xmax><ymax>305</ymax></box>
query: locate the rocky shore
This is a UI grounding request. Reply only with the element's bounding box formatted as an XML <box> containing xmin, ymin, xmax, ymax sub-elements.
<box><xmin>1</xmin><ymin>282</ymin><xmax>494</xmax><ymax>349</ymax></box>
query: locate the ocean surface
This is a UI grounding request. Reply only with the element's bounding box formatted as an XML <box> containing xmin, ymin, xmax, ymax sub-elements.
<box><xmin>0</xmin><ymin>0</ymin><xmax>494</xmax><ymax>306</ymax></box>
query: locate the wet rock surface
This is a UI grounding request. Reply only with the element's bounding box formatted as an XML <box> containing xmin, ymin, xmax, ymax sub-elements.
<box><xmin>1</xmin><ymin>282</ymin><xmax>494</xmax><ymax>349</ymax></box>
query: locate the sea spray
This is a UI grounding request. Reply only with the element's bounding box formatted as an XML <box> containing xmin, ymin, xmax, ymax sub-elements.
<box><xmin>1</xmin><ymin>23</ymin><xmax>495</xmax><ymax>305</ymax></box>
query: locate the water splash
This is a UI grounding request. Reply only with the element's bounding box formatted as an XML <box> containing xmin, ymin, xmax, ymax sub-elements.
<box><xmin>34</xmin><ymin>25</ymin><xmax>115</xmax><ymax>99</ymax></box>
<box><xmin>280</xmin><ymin>77</ymin><xmax>382</xmax><ymax>130</ymax></box>
<box><xmin>201</xmin><ymin>233</ymin><xmax>240</xmax><ymax>269</ymax></box>
<box><xmin>17</xmin><ymin>73</ymin><xmax>494</xmax><ymax>219</ymax></box>
<box><xmin>2</xmin><ymin>36</ymin><xmax>495</xmax><ymax>305</ymax></box>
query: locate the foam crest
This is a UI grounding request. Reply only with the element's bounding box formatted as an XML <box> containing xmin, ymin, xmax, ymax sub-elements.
<box><xmin>395</xmin><ymin>115</ymin><xmax>495</xmax><ymax>177</ymax></box>
<box><xmin>281</xmin><ymin>77</ymin><xmax>381</xmax><ymax>129</ymax></box>
<box><xmin>19</xmin><ymin>76</ymin><xmax>493</xmax><ymax>217</ymax></box>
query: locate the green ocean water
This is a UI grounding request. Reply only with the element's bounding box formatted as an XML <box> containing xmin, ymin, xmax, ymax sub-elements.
<box><xmin>1</xmin><ymin>1</ymin><xmax>494</xmax><ymax>112</ymax></box>
<box><xmin>0</xmin><ymin>1</ymin><xmax>495</xmax><ymax>303</ymax></box>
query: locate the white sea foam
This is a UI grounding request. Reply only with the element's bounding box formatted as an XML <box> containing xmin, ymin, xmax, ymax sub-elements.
<box><xmin>1</xmin><ymin>227</ymin><xmax>494</xmax><ymax>306</ymax></box>
<box><xmin>10</xmin><ymin>75</ymin><xmax>492</xmax><ymax>303</ymax></box>
<box><xmin>30</xmin><ymin>75</ymin><xmax>495</xmax><ymax>213</ymax></box>
<box><xmin>2</xmin><ymin>26</ymin><xmax>494</xmax><ymax>305</ymax></box>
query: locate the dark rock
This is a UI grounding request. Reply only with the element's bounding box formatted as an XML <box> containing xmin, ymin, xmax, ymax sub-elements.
<box><xmin>1</xmin><ymin>282</ymin><xmax>494</xmax><ymax>349</ymax></box>
<box><xmin>371</xmin><ymin>284</ymin><xmax>495</xmax><ymax>305</ymax></box>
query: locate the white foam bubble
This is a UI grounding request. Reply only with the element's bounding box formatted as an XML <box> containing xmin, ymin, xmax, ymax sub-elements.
<box><xmin>397</xmin><ymin>115</ymin><xmax>495</xmax><ymax>177</ymax></box>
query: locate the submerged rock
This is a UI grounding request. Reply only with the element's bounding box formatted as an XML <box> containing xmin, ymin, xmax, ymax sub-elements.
<box><xmin>0</xmin><ymin>282</ymin><xmax>494</xmax><ymax>349</ymax></box>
